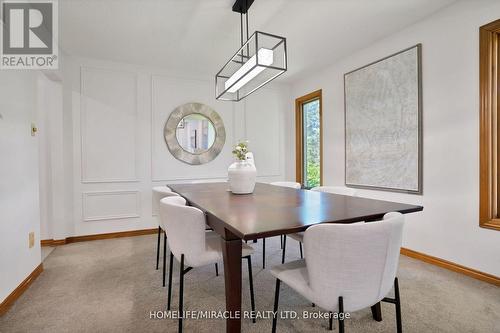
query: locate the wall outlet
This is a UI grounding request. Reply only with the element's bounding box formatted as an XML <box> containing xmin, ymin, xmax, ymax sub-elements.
<box><xmin>29</xmin><ymin>232</ymin><xmax>35</xmax><ymax>248</ymax></box>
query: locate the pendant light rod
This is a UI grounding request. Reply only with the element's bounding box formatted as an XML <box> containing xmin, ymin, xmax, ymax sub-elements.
<box><xmin>216</xmin><ymin>0</ymin><xmax>287</xmax><ymax>101</ymax></box>
<box><xmin>240</xmin><ymin>13</ymin><xmax>243</xmax><ymax>47</ymax></box>
<box><xmin>245</xmin><ymin>8</ymin><xmax>249</xmax><ymax>56</ymax></box>
<box><xmin>238</xmin><ymin>2</ymin><xmax>251</xmax><ymax>63</ymax></box>
<box><xmin>246</xmin><ymin>10</ymin><xmax>249</xmax><ymax>41</ymax></box>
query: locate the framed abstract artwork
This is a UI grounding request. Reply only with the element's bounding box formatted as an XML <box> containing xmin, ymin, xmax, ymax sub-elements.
<box><xmin>344</xmin><ymin>44</ymin><xmax>422</xmax><ymax>194</ymax></box>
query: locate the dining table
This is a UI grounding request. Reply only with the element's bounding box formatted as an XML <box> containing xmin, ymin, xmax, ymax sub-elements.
<box><xmin>168</xmin><ymin>182</ymin><xmax>423</xmax><ymax>333</ymax></box>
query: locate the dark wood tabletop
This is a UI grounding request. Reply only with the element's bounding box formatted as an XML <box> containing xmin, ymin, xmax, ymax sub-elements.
<box><xmin>168</xmin><ymin>181</ymin><xmax>423</xmax><ymax>333</ymax></box>
<box><xmin>168</xmin><ymin>182</ymin><xmax>423</xmax><ymax>240</ymax></box>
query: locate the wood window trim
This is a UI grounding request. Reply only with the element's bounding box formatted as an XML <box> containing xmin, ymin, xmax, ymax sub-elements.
<box><xmin>295</xmin><ymin>89</ymin><xmax>323</xmax><ymax>187</ymax></box>
<box><xmin>479</xmin><ymin>19</ymin><xmax>500</xmax><ymax>231</ymax></box>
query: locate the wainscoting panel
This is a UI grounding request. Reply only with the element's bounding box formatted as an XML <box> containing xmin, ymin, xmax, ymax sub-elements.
<box><xmin>82</xmin><ymin>191</ymin><xmax>141</xmax><ymax>221</ymax></box>
<box><xmin>244</xmin><ymin>88</ymin><xmax>284</xmax><ymax>177</ymax></box>
<box><xmin>80</xmin><ymin>67</ymin><xmax>139</xmax><ymax>183</ymax></box>
<box><xmin>151</xmin><ymin>76</ymin><xmax>235</xmax><ymax>182</ymax></box>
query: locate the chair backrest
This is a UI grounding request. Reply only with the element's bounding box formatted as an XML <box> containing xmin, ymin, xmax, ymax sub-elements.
<box><xmin>303</xmin><ymin>212</ymin><xmax>404</xmax><ymax>312</ymax></box>
<box><xmin>159</xmin><ymin>196</ymin><xmax>207</xmax><ymax>264</ymax></box>
<box><xmin>152</xmin><ymin>186</ymin><xmax>178</xmax><ymax>222</ymax></box>
<box><xmin>270</xmin><ymin>181</ymin><xmax>301</xmax><ymax>189</ymax></box>
<box><xmin>311</xmin><ymin>186</ymin><xmax>357</xmax><ymax>196</ymax></box>
<box><xmin>189</xmin><ymin>179</ymin><xmax>222</xmax><ymax>184</ymax></box>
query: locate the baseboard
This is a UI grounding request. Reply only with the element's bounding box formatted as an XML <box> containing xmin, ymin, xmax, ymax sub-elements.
<box><xmin>0</xmin><ymin>263</ymin><xmax>43</xmax><ymax>316</ymax></box>
<box><xmin>40</xmin><ymin>238</ymin><xmax>68</xmax><ymax>246</ymax></box>
<box><xmin>40</xmin><ymin>239</ymin><xmax>63</xmax><ymax>246</ymax></box>
<box><xmin>40</xmin><ymin>228</ymin><xmax>157</xmax><ymax>247</ymax></box>
<box><xmin>40</xmin><ymin>239</ymin><xmax>53</xmax><ymax>246</ymax></box>
<box><xmin>401</xmin><ymin>247</ymin><xmax>500</xmax><ymax>286</ymax></box>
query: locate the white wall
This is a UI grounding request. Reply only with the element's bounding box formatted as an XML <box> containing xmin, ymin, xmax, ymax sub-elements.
<box><xmin>289</xmin><ymin>0</ymin><xmax>500</xmax><ymax>276</ymax></box>
<box><xmin>0</xmin><ymin>71</ymin><xmax>42</xmax><ymax>302</ymax></box>
<box><xmin>58</xmin><ymin>56</ymin><xmax>290</xmax><ymax>238</ymax></box>
<box><xmin>38</xmin><ymin>74</ymin><xmax>64</xmax><ymax>241</ymax></box>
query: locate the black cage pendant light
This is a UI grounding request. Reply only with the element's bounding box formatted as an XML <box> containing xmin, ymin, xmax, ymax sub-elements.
<box><xmin>215</xmin><ymin>0</ymin><xmax>287</xmax><ymax>101</ymax></box>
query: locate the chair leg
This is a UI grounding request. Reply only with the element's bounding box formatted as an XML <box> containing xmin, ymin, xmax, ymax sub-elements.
<box><xmin>338</xmin><ymin>296</ymin><xmax>345</xmax><ymax>333</ymax></box>
<box><xmin>395</xmin><ymin>278</ymin><xmax>402</xmax><ymax>333</ymax></box>
<box><xmin>156</xmin><ymin>226</ymin><xmax>161</xmax><ymax>270</ymax></box>
<box><xmin>381</xmin><ymin>278</ymin><xmax>403</xmax><ymax>333</ymax></box>
<box><xmin>299</xmin><ymin>242</ymin><xmax>303</xmax><ymax>259</ymax></box>
<box><xmin>371</xmin><ymin>302</ymin><xmax>382</xmax><ymax>321</ymax></box>
<box><xmin>272</xmin><ymin>279</ymin><xmax>281</xmax><ymax>333</ymax></box>
<box><xmin>246</xmin><ymin>256</ymin><xmax>256</xmax><ymax>323</ymax></box>
<box><xmin>281</xmin><ymin>235</ymin><xmax>287</xmax><ymax>264</ymax></box>
<box><xmin>329</xmin><ymin>312</ymin><xmax>333</xmax><ymax>330</ymax></box>
<box><xmin>179</xmin><ymin>254</ymin><xmax>185</xmax><ymax>333</ymax></box>
<box><xmin>280</xmin><ymin>235</ymin><xmax>283</xmax><ymax>249</ymax></box>
<box><xmin>262</xmin><ymin>238</ymin><xmax>266</xmax><ymax>269</ymax></box>
<box><xmin>215</xmin><ymin>263</ymin><xmax>219</xmax><ymax>276</ymax></box>
<box><xmin>167</xmin><ymin>252</ymin><xmax>174</xmax><ymax>310</ymax></box>
<box><xmin>162</xmin><ymin>232</ymin><xmax>167</xmax><ymax>287</ymax></box>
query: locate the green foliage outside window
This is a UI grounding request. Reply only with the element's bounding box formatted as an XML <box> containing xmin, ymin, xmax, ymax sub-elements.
<box><xmin>303</xmin><ymin>100</ymin><xmax>320</xmax><ymax>188</ymax></box>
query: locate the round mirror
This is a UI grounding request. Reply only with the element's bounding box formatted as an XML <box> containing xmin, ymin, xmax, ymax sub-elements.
<box><xmin>164</xmin><ymin>103</ymin><xmax>225</xmax><ymax>165</ymax></box>
<box><xmin>175</xmin><ymin>114</ymin><xmax>216</xmax><ymax>154</ymax></box>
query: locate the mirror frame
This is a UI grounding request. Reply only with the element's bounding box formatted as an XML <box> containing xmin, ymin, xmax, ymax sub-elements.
<box><xmin>164</xmin><ymin>103</ymin><xmax>225</xmax><ymax>165</ymax></box>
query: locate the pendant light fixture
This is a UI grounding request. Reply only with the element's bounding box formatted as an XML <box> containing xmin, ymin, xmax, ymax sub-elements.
<box><xmin>215</xmin><ymin>0</ymin><xmax>287</xmax><ymax>101</ymax></box>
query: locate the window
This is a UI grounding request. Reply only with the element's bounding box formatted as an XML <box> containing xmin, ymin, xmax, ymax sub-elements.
<box><xmin>479</xmin><ymin>19</ymin><xmax>500</xmax><ymax>231</ymax></box>
<box><xmin>296</xmin><ymin>90</ymin><xmax>322</xmax><ymax>189</ymax></box>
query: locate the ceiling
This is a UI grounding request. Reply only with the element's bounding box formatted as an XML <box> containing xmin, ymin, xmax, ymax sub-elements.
<box><xmin>60</xmin><ymin>0</ymin><xmax>457</xmax><ymax>82</ymax></box>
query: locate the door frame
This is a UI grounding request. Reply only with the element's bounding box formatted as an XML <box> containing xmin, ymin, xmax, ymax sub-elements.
<box><xmin>295</xmin><ymin>89</ymin><xmax>323</xmax><ymax>187</ymax></box>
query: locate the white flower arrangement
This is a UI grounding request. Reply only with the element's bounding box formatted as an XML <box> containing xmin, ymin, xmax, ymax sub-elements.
<box><xmin>232</xmin><ymin>141</ymin><xmax>249</xmax><ymax>161</ymax></box>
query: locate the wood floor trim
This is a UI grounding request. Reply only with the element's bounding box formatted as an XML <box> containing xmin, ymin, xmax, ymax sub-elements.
<box><xmin>401</xmin><ymin>247</ymin><xmax>500</xmax><ymax>286</ymax></box>
<box><xmin>39</xmin><ymin>234</ymin><xmax>500</xmax><ymax>286</ymax></box>
<box><xmin>0</xmin><ymin>263</ymin><xmax>43</xmax><ymax>316</ymax></box>
<box><xmin>40</xmin><ymin>228</ymin><xmax>158</xmax><ymax>247</ymax></box>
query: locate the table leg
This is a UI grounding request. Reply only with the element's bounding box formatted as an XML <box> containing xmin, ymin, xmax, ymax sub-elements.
<box><xmin>221</xmin><ymin>235</ymin><xmax>242</xmax><ymax>333</ymax></box>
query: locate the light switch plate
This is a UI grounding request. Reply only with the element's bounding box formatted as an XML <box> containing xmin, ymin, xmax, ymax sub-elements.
<box><xmin>29</xmin><ymin>232</ymin><xmax>35</xmax><ymax>248</ymax></box>
<box><xmin>31</xmin><ymin>123</ymin><xmax>37</xmax><ymax>136</ymax></box>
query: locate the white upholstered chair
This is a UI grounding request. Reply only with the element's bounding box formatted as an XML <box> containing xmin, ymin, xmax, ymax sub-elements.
<box><xmin>270</xmin><ymin>181</ymin><xmax>301</xmax><ymax>189</ymax></box>
<box><xmin>160</xmin><ymin>196</ymin><xmax>256</xmax><ymax>332</ymax></box>
<box><xmin>281</xmin><ymin>185</ymin><xmax>358</xmax><ymax>264</ymax></box>
<box><xmin>152</xmin><ymin>186</ymin><xmax>179</xmax><ymax>286</ymax></box>
<box><xmin>271</xmin><ymin>212</ymin><xmax>405</xmax><ymax>333</ymax></box>
<box><xmin>311</xmin><ymin>186</ymin><xmax>357</xmax><ymax>196</ymax></box>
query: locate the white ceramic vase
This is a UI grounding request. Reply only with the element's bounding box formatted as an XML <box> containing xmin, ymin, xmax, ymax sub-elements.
<box><xmin>228</xmin><ymin>160</ymin><xmax>257</xmax><ymax>194</ymax></box>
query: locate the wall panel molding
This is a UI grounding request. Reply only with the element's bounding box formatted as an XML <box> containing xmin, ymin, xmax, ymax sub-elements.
<box><xmin>244</xmin><ymin>88</ymin><xmax>284</xmax><ymax>178</ymax></box>
<box><xmin>150</xmin><ymin>75</ymin><xmax>234</xmax><ymax>182</ymax></box>
<box><xmin>80</xmin><ymin>67</ymin><xmax>139</xmax><ymax>183</ymax></box>
<box><xmin>82</xmin><ymin>190</ymin><xmax>141</xmax><ymax>222</ymax></box>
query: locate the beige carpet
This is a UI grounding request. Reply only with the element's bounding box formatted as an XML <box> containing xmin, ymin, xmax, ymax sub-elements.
<box><xmin>0</xmin><ymin>235</ymin><xmax>499</xmax><ymax>333</ymax></box>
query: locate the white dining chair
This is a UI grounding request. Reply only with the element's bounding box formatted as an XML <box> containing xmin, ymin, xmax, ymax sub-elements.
<box><xmin>281</xmin><ymin>185</ymin><xmax>358</xmax><ymax>264</ymax></box>
<box><xmin>160</xmin><ymin>196</ymin><xmax>256</xmax><ymax>332</ymax></box>
<box><xmin>152</xmin><ymin>186</ymin><xmax>179</xmax><ymax>287</ymax></box>
<box><xmin>250</xmin><ymin>181</ymin><xmax>302</xmax><ymax>269</ymax></box>
<box><xmin>270</xmin><ymin>181</ymin><xmax>301</xmax><ymax>189</ymax></box>
<box><xmin>311</xmin><ymin>186</ymin><xmax>357</xmax><ymax>196</ymax></box>
<box><xmin>271</xmin><ymin>212</ymin><xmax>405</xmax><ymax>333</ymax></box>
